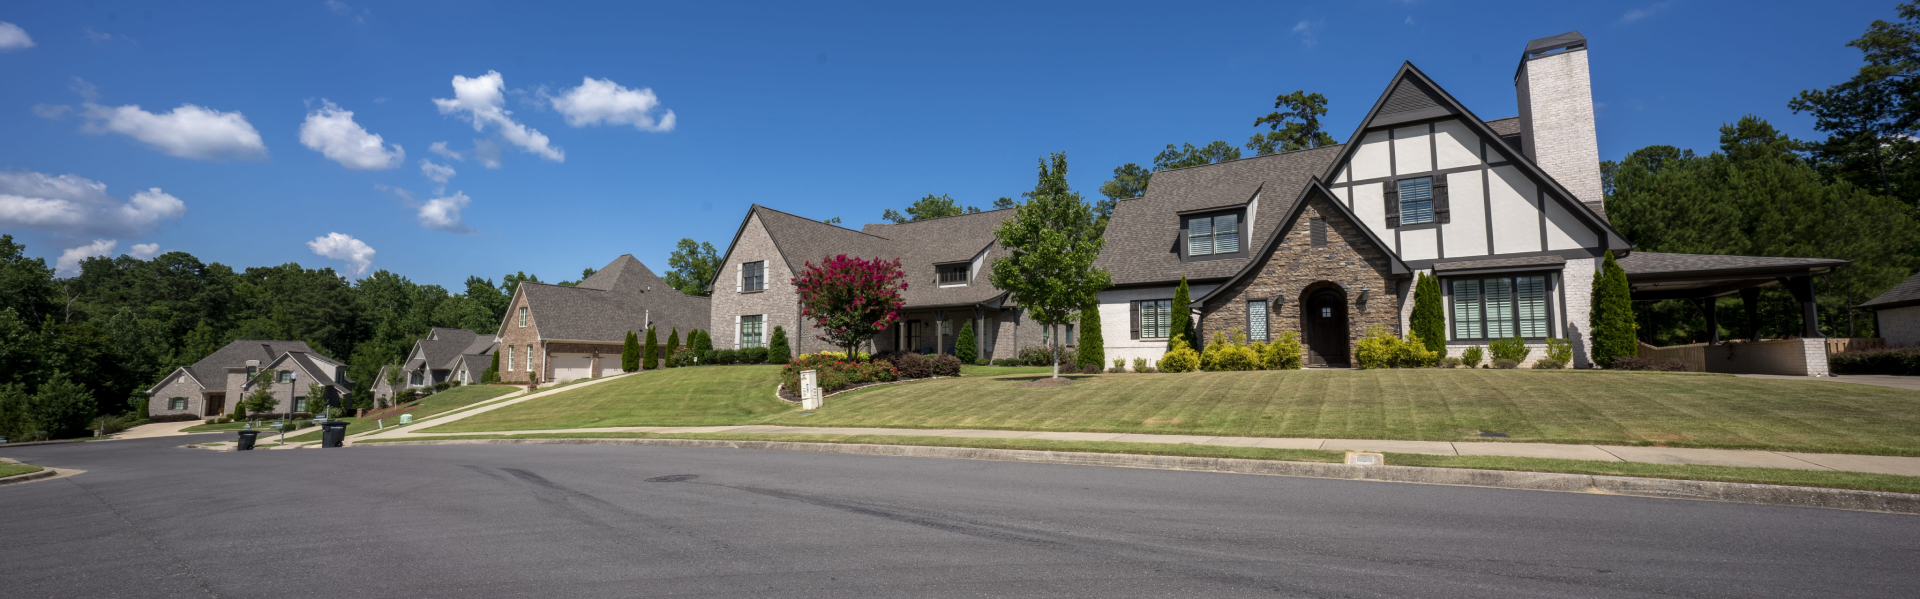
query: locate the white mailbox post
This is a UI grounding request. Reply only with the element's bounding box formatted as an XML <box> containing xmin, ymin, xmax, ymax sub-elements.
<box><xmin>800</xmin><ymin>369</ymin><xmax>822</xmax><ymax>410</ymax></box>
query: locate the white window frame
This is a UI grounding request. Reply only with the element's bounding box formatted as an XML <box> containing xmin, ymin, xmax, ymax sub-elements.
<box><xmin>1248</xmin><ymin>300</ymin><xmax>1269</xmax><ymax>342</ymax></box>
<box><xmin>741</xmin><ymin>261</ymin><xmax>766</xmax><ymax>292</ymax></box>
<box><xmin>506</xmin><ymin>346</ymin><xmax>515</xmax><ymax>371</ymax></box>
<box><xmin>526</xmin><ymin>345</ymin><xmax>535</xmax><ymax>371</ymax></box>
<box><xmin>517</xmin><ymin>306</ymin><xmax>528</xmax><ymax>327</ymax></box>
<box><xmin>740</xmin><ymin>314</ymin><xmax>766</xmax><ymax>349</ymax></box>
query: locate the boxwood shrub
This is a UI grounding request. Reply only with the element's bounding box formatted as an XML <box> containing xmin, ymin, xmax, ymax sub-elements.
<box><xmin>1830</xmin><ymin>347</ymin><xmax>1920</xmax><ymax>375</ymax></box>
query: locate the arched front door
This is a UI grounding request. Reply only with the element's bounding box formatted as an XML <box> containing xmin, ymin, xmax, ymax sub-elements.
<box><xmin>1306</xmin><ymin>289</ymin><xmax>1350</xmax><ymax>366</ymax></box>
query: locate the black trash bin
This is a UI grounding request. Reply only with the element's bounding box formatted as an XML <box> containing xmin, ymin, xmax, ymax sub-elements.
<box><xmin>320</xmin><ymin>420</ymin><xmax>349</xmax><ymax>448</ymax></box>
<box><xmin>236</xmin><ymin>430</ymin><xmax>259</xmax><ymax>451</ymax></box>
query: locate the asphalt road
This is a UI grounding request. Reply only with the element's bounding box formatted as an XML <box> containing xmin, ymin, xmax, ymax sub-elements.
<box><xmin>3</xmin><ymin>435</ymin><xmax>1918</xmax><ymax>598</ymax></box>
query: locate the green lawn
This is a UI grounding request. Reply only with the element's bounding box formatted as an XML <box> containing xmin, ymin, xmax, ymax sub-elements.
<box><xmin>181</xmin><ymin>421</ymin><xmax>254</xmax><ymax>433</ymax></box>
<box><xmin>960</xmin><ymin>365</ymin><xmax>1057</xmax><ymax>377</ymax></box>
<box><xmin>424</xmin><ymin>367</ymin><xmax>791</xmax><ymax>433</ymax></box>
<box><xmin>0</xmin><ymin>463</ymin><xmax>44</xmax><ymax>478</ymax></box>
<box><xmin>358</xmin><ymin>431</ymin><xmax>1920</xmax><ymax>494</ymax></box>
<box><xmin>413</xmin><ymin>367</ymin><xmax>1920</xmax><ymax>457</ymax></box>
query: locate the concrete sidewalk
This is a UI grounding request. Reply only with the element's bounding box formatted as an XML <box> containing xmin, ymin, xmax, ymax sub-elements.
<box><xmin>365</xmin><ymin>423</ymin><xmax>1920</xmax><ymax>478</ymax></box>
<box><xmin>357</xmin><ymin>373</ymin><xmax>637</xmax><ymax>441</ymax></box>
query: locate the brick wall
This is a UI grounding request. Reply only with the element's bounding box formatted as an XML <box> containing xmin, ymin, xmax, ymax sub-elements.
<box><xmin>497</xmin><ymin>291</ymin><xmax>541</xmax><ymax>382</ymax></box>
<box><xmin>148</xmin><ymin>371</ymin><xmax>206</xmax><ymax>417</ymax></box>
<box><xmin>1200</xmin><ymin>195</ymin><xmax>1401</xmax><ymax>364</ymax></box>
<box><xmin>711</xmin><ymin>213</ymin><xmax>812</xmax><ymax>356</ymax></box>
<box><xmin>1878</xmin><ymin>305</ymin><xmax>1920</xmax><ymax>347</ymax></box>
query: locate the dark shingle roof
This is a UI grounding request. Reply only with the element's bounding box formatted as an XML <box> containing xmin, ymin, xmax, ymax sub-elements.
<box><xmin>1095</xmin><ymin>145</ymin><xmax>1344</xmax><ymax>286</ymax></box>
<box><xmin>453</xmin><ymin>354</ymin><xmax>493</xmax><ymax>376</ymax></box>
<box><xmin>181</xmin><ymin>340</ymin><xmax>320</xmax><ymax>391</ymax></box>
<box><xmin>1616</xmin><ymin>252</ymin><xmax>1847</xmax><ymax>278</ymax></box>
<box><xmin>523</xmin><ymin>254</ymin><xmax>711</xmax><ymax>342</ymax></box>
<box><xmin>415</xmin><ymin>328</ymin><xmax>479</xmax><ymax>371</ymax></box>
<box><xmin>1485</xmin><ymin>116</ymin><xmax>1521</xmax><ymax>136</ymax></box>
<box><xmin>1434</xmin><ymin>255</ymin><xmax>1566</xmax><ymax>272</ymax></box>
<box><xmin>1860</xmin><ymin>272</ymin><xmax>1920</xmax><ymax>310</ymax></box>
<box><xmin>746</xmin><ymin>205</ymin><xmax>1015</xmax><ymax>308</ymax></box>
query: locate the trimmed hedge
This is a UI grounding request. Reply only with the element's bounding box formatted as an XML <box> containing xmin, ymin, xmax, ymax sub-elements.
<box><xmin>1826</xmin><ymin>347</ymin><xmax>1920</xmax><ymax>375</ymax></box>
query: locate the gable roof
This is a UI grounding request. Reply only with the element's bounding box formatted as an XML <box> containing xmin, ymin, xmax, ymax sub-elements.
<box><xmin>1322</xmin><ymin>62</ymin><xmax>1629</xmax><ymax>249</ymax></box>
<box><xmin>1861</xmin><ymin>271</ymin><xmax>1920</xmax><ymax>310</ymax></box>
<box><xmin>413</xmin><ymin>328</ymin><xmax>480</xmax><ymax>371</ymax></box>
<box><xmin>718</xmin><ymin>204</ymin><xmax>1016</xmax><ymax>308</ymax></box>
<box><xmin>1095</xmin><ymin>145</ymin><xmax>1345</xmax><ymax>286</ymax></box>
<box><xmin>1195</xmin><ymin>177</ymin><xmax>1412</xmax><ymax>306</ymax></box>
<box><xmin>159</xmin><ymin>340</ymin><xmax>323</xmax><ymax>393</ymax></box>
<box><xmin>516</xmin><ymin>254</ymin><xmax>711</xmax><ymax>343</ymax></box>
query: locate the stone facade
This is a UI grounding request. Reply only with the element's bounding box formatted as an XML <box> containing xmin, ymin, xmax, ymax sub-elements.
<box><xmin>496</xmin><ymin>291</ymin><xmax>542</xmax><ymax>382</ymax></box>
<box><xmin>1200</xmin><ymin>193</ymin><xmax>1400</xmax><ymax>364</ymax></box>
<box><xmin>711</xmin><ymin>213</ymin><xmax>812</xmax><ymax>356</ymax></box>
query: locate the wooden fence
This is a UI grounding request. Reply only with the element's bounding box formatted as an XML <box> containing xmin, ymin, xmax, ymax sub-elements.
<box><xmin>1826</xmin><ymin>337</ymin><xmax>1886</xmax><ymax>354</ymax></box>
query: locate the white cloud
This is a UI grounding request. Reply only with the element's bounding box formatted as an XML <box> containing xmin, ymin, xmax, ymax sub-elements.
<box><xmin>299</xmin><ymin>100</ymin><xmax>403</xmax><ymax>170</ymax></box>
<box><xmin>130</xmin><ymin>243</ymin><xmax>161</xmax><ymax>259</ymax></box>
<box><xmin>473</xmin><ymin>139</ymin><xmax>502</xmax><ymax>169</ymax></box>
<box><xmin>84</xmin><ymin>27</ymin><xmax>114</xmax><ymax>42</ymax></box>
<box><xmin>429</xmin><ymin>141</ymin><xmax>463</xmax><ymax>161</ymax></box>
<box><xmin>1404</xmin><ymin>15</ymin><xmax>1415</xmax><ymax>25</ymax></box>
<box><xmin>547</xmin><ymin>77</ymin><xmax>676</xmax><ymax>132</ymax></box>
<box><xmin>1291</xmin><ymin>20</ymin><xmax>1323</xmax><ymax>47</ymax></box>
<box><xmin>0</xmin><ymin>21</ymin><xmax>33</xmax><ymax>51</ymax></box>
<box><xmin>70</xmin><ymin>77</ymin><xmax>100</xmax><ymax>102</ymax></box>
<box><xmin>0</xmin><ymin>170</ymin><xmax>187</xmax><ymax>238</ymax></box>
<box><xmin>81</xmin><ymin>102</ymin><xmax>267</xmax><ymax>160</ymax></box>
<box><xmin>56</xmin><ymin>239</ymin><xmax>117</xmax><ymax>277</ymax></box>
<box><xmin>420</xmin><ymin>159</ymin><xmax>456</xmax><ymax>182</ymax></box>
<box><xmin>325</xmin><ymin>0</ymin><xmax>369</xmax><ymax>24</ymax></box>
<box><xmin>32</xmin><ymin>104</ymin><xmax>71</xmax><ymax>119</ymax></box>
<box><xmin>1622</xmin><ymin>2</ymin><xmax>1670</xmax><ymax>23</ymax></box>
<box><xmin>417</xmin><ymin>191</ymin><xmax>475</xmax><ymax>234</ymax></box>
<box><xmin>433</xmin><ymin>71</ymin><xmax>564</xmax><ymax>162</ymax></box>
<box><xmin>306</xmin><ymin>232</ymin><xmax>374</xmax><ymax>275</ymax></box>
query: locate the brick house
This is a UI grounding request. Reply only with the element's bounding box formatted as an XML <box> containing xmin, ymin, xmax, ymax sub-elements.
<box><xmin>709</xmin><ymin>205</ymin><xmax>1057</xmax><ymax>361</ymax></box>
<box><xmin>496</xmin><ymin>254</ymin><xmax>709</xmax><ymax>383</ymax></box>
<box><xmin>146</xmin><ymin>340</ymin><xmax>352</xmax><ymax>418</ymax></box>
<box><xmin>372</xmin><ymin>327</ymin><xmax>496</xmax><ymax>403</ymax></box>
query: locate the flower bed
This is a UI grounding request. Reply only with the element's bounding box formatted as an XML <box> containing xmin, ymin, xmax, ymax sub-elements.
<box><xmin>780</xmin><ymin>353</ymin><xmax>901</xmax><ymax>395</ymax></box>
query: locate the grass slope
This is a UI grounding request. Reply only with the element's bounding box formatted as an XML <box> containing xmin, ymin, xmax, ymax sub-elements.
<box><xmin>0</xmin><ymin>463</ymin><xmax>44</xmax><ymax>478</ymax></box>
<box><xmin>426</xmin><ymin>367</ymin><xmax>791</xmax><ymax>433</ymax></box>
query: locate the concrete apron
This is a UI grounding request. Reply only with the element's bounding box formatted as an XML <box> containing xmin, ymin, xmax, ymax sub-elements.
<box><xmin>359</xmin><ymin>438</ymin><xmax>1920</xmax><ymax>516</ymax></box>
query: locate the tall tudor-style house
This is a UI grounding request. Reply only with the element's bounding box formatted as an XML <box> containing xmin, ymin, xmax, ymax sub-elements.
<box><xmin>714</xmin><ymin>32</ymin><xmax>1845</xmax><ymax>375</ymax></box>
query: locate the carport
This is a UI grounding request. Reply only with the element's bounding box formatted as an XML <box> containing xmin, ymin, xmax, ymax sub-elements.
<box><xmin>1615</xmin><ymin>252</ymin><xmax>1849</xmax><ymax>376</ymax></box>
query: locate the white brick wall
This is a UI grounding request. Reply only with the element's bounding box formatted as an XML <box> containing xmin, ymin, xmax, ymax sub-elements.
<box><xmin>1517</xmin><ymin>49</ymin><xmax>1605</xmax><ymax>206</ymax></box>
<box><xmin>1877</xmin><ymin>305</ymin><xmax>1920</xmax><ymax>347</ymax></box>
<box><xmin>1561</xmin><ymin>258</ymin><xmax>1596</xmax><ymax>367</ymax></box>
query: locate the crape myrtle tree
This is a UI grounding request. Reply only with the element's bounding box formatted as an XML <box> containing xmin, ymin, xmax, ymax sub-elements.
<box><xmin>792</xmin><ymin>255</ymin><xmax>909</xmax><ymax>360</ymax></box>
<box><xmin>991</xmin><ymin>152</ymin><xmax>1112</xmax><ymax>379</ymax></box>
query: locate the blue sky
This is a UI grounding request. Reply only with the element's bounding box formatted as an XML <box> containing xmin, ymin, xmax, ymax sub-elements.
<box><xmin>0</xmin><ymin>1</ymin><xmax>1900</xmax><ymax>289</ymax></box>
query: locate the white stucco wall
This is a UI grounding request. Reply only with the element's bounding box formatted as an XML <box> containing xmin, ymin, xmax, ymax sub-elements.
<box><xmin>1393</xmin><ymin>124</ymin><xmax>1431</xmax><ymax>175</ymax></box>
<box><xmin>1442</xmin><ymin>170</ymin><xmax>1488</xmax><ymax>257</ymax></box>
<box><xmin>1488</xmin><ymin>166</ymin><xmax>1542</xmax><ymax>254</ymax></box>
<box><xmin>1098</xmin><ymin>284</ymin><xmax>1218</xmax><ymax>370</ymax></box>
<box><xmin>1350</xmin><ymin>131</ymin><xmax>1392</xmax><ymax>180</ymax></box>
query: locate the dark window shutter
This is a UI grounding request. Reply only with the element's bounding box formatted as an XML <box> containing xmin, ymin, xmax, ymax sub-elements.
<box><xmin>1433</xmin><ymin>176</ymin><xmax>1450</xmax><ymax>224</ymax></box>
<box><xmin>1310</xmin><ymin>217</ymin><xmax>1327</xmax><ymax>247</ymax></box>
<box><xmin>1130</xmin><ymin>301</ymin><xmax>1141</xmax><ymax>340</ymax></box>
<box><xmin>1384</xmin><ymin>181</ymin><xmax>1401</xmax><ymax>228</ymax></box>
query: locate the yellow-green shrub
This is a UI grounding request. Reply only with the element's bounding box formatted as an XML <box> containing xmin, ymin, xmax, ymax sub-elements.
<box><xmin>1265</xmin><ymin>331</ymin><xmax>1303</xmax><ymax>370</ymax></box>
<box><xmin>1159</xmin><ymin>337</ymin><xmax>1201</xmax><ymax>373</ymax></box>
<box><xmin>1201</xmin><ymin>330</ymin><xmax>1261</xmax><ymax>371</ymax></box>
<box><xmin>1354</xmin><ymin>327</ymin><xmax>1440</xmax><ymax>369</ymax></box>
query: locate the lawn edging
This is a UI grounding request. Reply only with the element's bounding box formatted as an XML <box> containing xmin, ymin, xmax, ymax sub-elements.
<box><xmin>356</xmin><ymin>437</ymin><xmax>1920</xmax><ymax>515</ymax></box>
<box><xmin>0</xmin><ymin>468</ymin><xmax>55</xmax><ymax>485</ymax></box>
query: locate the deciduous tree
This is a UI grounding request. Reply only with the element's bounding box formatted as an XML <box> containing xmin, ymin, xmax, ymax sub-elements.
<box><xmin>665</xmin><ymin>239</ymin><xmax>722</xmax><ymax>296</ymax></box>
<box><xmin>990</xmin><ymin>152</ymin><xmax>1111</xmax><ymax>378</ymax></box>
<box><xmin>793</xmin><ymin>255</ymin><xmax>908</xmax><ymax>359</ymax></box>
<box><xmin>882</xmin><ymin>193</ymin><xmax>980</xmax><ymax>223</ymax></box>
<box><xmin>1247</xmin><ymin>90</ymin><xmax>1337</xmax><ymax>156</ymax></box>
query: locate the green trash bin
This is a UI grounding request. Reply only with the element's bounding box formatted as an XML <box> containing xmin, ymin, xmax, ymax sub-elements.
<box><xmin>236</xmin><ymin>430</ymin><xmax>259</xmax><ymax>451</ymax></box>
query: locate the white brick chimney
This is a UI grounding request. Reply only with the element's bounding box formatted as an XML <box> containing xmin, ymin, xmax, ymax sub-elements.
<box><xmin>1515</xmin><ymin>31</ymin><xmax>1604</xmax><ymax>214</ymax></box>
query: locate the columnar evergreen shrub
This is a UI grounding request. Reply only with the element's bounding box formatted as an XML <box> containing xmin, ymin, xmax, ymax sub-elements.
<box><xmin>1489</xmin><ymin>335</ymin><xmax>1531</xmax><ymax>363</ymax></box>
<box><xmin>1460</xmin><ymin>345</ymin><xmax>1485</xmax><ymax>368</ymax></box>
<box><xmin>643</xmin><ymin>327</ymin><xmax>659</xmax><ymax>370</ymax></box>
<box><xmin>954</xmin><ymin>321</ymin><xmax>977</xmax><ymax>364</ymax></box>
<box><xmin>1159</xmin><ymin>337</ymin><xmax>1201</xmax><ymax>373</ymax></box>
<box><xmin>692</xmin><ymin>329</ymin><xmax>712</xmax><ymax>351</ymax></box>
<box><xmin>768</xmin><ymin>326</ymin><xmax>791</xmax><ymax>364</ymax></box>
<box><xmin>622</xmin><ymin>330</ymin><xmax>639</xmax><ymax>372</ymax></box>
<box><xmin>484</xmin><ymin>350</ymin><xmax>500</xmax><ymax>383</ymax></box>
<box><xmin>1590</xmin><ymin>251</ymin><xmax>1637</xmax><ymax>368</ymax></box>
<box><xmin>1076</xmin><ymin>308</ymin><xmax>1104</xmax><ymax>370</ymax></box>
<box><xmin>1410</xmin><ymin>272</ymin><xmax>1446</xmax><ymax>354</ymax></box>
<box><xmin>665</xmin><ymin>329</ymin><xmax>680</xmax><ymax>368</ymax></box>
<box><xmin>1168</xmin><ymin>277</ymin><xmax>1194</xmax><ymax>352</ymax></box>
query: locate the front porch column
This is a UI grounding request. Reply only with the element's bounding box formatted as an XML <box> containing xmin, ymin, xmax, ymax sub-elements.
<box><xmin>1704</xmin><ymin>297</ymin><xmax>1720</xmax><ymax>345</ymax></box>
<box><xmin>1783</xmin><ymin>275</ymin><xmax>1824</xmax><ymax>338</ymax></box>
<box><xmin>1740</xmin><ymin>287</ymin><xmax>1762</xmax><ymax>342</ymax></box>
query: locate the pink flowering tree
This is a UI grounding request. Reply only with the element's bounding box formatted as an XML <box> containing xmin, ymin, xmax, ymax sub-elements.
<box><xmin>792</xmin><ymin>255</ymin><xmax>909</xmax><ymax>360</ymax></box>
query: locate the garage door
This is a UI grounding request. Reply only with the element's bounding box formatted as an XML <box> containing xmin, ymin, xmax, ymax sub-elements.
<box><xmin>600</xmin><ymin>364</ymin><xmax>624</xmax><ymax>377</ymax></box>
<box><xmin>550</xmin><ymin>354</ymin><xmax>592</xmax><ymax>382</ymax></box>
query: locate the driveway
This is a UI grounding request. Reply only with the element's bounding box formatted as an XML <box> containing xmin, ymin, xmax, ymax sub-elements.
<box><xmin>3</xmin><ymin>434</ymin><xmax>1919</xmax><ymax>597</ymax></box>
<box><xmin>112</xmin><ymin>420</ymin><xmax>205</xmax><ymax>440</ymax></box>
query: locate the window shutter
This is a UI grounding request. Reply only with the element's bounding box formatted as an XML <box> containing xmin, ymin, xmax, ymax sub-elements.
<box><xmin>1130</xmin><ymin>301</ymin><xmax>1141</xmax><ymax>340</ymax></box>
<box><xmin>1384</xmin><ymin>181</ymin><xmax>1401</xmax><ymax>228</ymax></box>
<box><xmin>1433</xmin><ymin>176</ymin><xmax>1451</xmax><ymax>224</ymax></box>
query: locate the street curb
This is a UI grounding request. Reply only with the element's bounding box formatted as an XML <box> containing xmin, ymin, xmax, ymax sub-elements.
<box><xmin>0</xmin><ymin>468</ymin><xmax>57</xmax><ymax>485</ymax></box>
<box><xmin>362</xmin><ymin>437</ymin><xmax>1920</xmax><ymax>515</ymax></box>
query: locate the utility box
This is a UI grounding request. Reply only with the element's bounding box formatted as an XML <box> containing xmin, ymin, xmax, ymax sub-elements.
<box><xmin>399</xmin><ymin>413</ymin><xmax>413</xmax><ymax>425</ymax></box>
<box><xmin>800</xmin><ymin>369</ymin><xmax>822</xmax><ymax>410</ymax></box>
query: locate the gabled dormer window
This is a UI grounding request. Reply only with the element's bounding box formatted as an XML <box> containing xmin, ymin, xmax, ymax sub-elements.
<box><xmin>1184</xmin><ymin>211</ymin><xmax>1243</xmax><ymax>260</ymax></box>
<box><xmin>937</xmin><ymin>264</ymin><xmax>969</xmax><ymax>286</ymax></box>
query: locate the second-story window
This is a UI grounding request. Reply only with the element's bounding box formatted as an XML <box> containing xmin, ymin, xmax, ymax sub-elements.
<box><xmin>742</xmin><ymin>261</ymin><xmax>766</xmax><ymax>292</ymax></box>
<box><xmin>938</xmin><ymin>264</ymin><xmax>969</xmax><ymax>285</ymax></box>
<box><xmin>1186</xmin><ymin>212</ymin><xmax>1240</xmax><ymax>257</ymax></box>
<box><xmin>518</xmin><ymin>306</ymin><xmax>528</xmax><ymax>327</ymax></box>
<box><xmin>277</xmin><ymin>370</ymin><xmax>293</xmax><ymax>383</ymax></box>
<box><xmin>1398</xmin><ymin>177</ymin><xmax>1435</xmax><ymax>225</ymax></box>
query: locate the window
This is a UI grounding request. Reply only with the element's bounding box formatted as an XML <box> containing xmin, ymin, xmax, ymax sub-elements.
<box><xmin>1450</xmin><ymin>275</ymin><xmax>1551</xmax><ymax>340</ymax></box>
<box><xmin>938</xmin><ymin>264</ymin><xmax>969</xmax><ymax>285</ymax></box>
<box><xmin>1321</xmin><ymin>306</ymin><xmax>1332</xmax><ymax>318</ymax></box>
<box><xmin>1248</xmin><ymin>300</ymin><xmax>1269</xmax><ymax>342</ymax></box>
<box><xmin>277</xmin><ymin>370</ymin><xmax>293</xmax><ymax>383</ymax></box>
<box><xmin>506</xmin><ymin>346</ymin><xmax>515</xmax><ymax>371</ymax></box>
<box><xmin>905</xmin><ymin>320</ymin><xmax>923</xmax><ymax>352</ymax></box>
<box><xmin>518</xmin><ymin>307</ymin><xmax>528</xmax><ymax>327</ymax></box>
<box><xmin>1398</xmin><ymin>177</ymin><xmax>1435</xmax><ymax>225</ymax></box>
<box><xmin>293</xmin><ymin>398</ymin><xmax>306</xmax><ymax>413</ymax></box>
<box><xmin>741</xmin><ymin>315</ymin><xmax>765</xmax><ymax>348</ymax></box>
<box><xmin>1140</xmin><ymin>300</ymin><xmax>1172</xmax><ymax>339</ymax></box>
<box><xmin>409</xmin><ymin>371</ymin><xmax>422</xmax><ymax>386</ymax></box>
<box><xmin>169</xmin><ymin>397</ymin><xmax>188</xmax><ymax>411</ymax></box>
<box><xmin>247</xmin><ymin>366</ymin><xmax>258</xmax><ymax>380</ymax></box>
<box><xmin>742</xmin><ymin>261</ymin><xmax>766</xmax><ymax>292</ymax></box>
<box><xmin>526</xmin><ymin>345</ymin><xmax>534</xmax><ymax>371</ymax></box>
<box><xmin>1186</xmin><ymin>212</ymin><xmax>1240</xmax><ymax>257</ymax></box>
<box><xmin>1065</xmin><ymin>324</ymin><xmax>1075</xmax><ymax>343</ymax></box>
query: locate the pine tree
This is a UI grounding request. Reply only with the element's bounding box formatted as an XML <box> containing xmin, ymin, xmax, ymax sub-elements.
<box><xmin>1076</xmin><ymin>307</ymin><xmax>1104</xmax><ymax>370</ymax></box>
<box><xmin>622</xmin><ymin>330</ymin><xmax>639</xmax><ymax>372</ymax></box>
<box><xmin>1410</xmin><ymin>272</ymin><xmax>1446</xmax><ymax>353</ymax></box>
<box><xmin>643</xmin><ymin>327</ymin><xmax>659</xmax><ymax>370</ymax></box>
<box><xmin>665</xmin><ymin>328</ymin><xmax>680</xmax><ymax>368</ymax></box>
<box><xmin>954</xmin><ymin>321</ymin><xmax>977</xmax><ymax>364</ymax></box>
<box><xmin>1169</xmin><ymin>276</ymin><xmax>1194</xmax><ymax>352</ymax></box>
<box><xmin>1589</xmin><ymin>251</ymin><xmax>1637</xmax><ymax>368</ymax></box>
<box><xmin>768</xmin><ymin>326</ymin><xmax>791</xmax><ymax>364</ymax></box>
